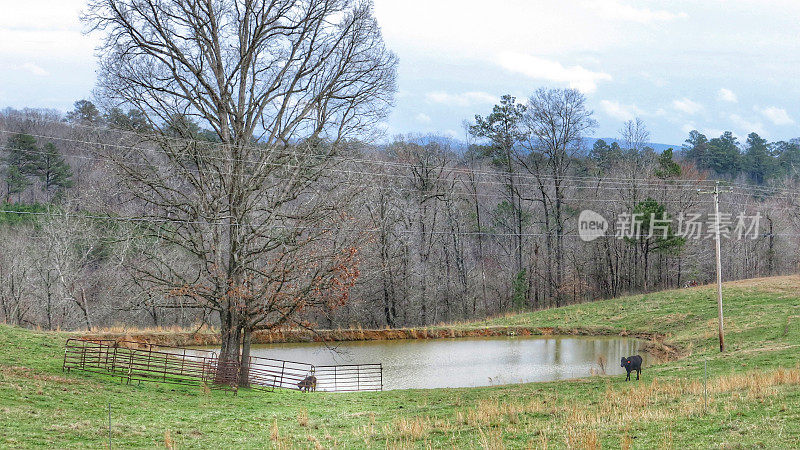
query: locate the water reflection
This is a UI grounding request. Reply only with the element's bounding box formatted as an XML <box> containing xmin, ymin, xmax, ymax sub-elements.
<box><xmin>243</xmin><ymin>336</ymin><xmax>648</xmax><ymax>390</ymax></box>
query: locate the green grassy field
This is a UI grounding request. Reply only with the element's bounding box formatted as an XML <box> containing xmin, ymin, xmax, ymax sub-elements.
<box><xmin>2</xmin><ymin>276</ymin><xmax>800</xmax><ymax>448</ymax></box>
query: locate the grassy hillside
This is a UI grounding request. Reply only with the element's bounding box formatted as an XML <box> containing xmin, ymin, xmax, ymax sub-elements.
<box><xmin>2</xmin><ymin>276</ymin><xmax>800</xmax><ymax>448</ymax></box>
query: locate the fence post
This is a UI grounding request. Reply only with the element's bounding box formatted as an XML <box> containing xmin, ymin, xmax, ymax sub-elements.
<box><xmin>111</xmin><ymin>346</ymin><xmax>117</xmax><ymax>373</ymax></box>
<box><xmin>127</xmin><ymin>351</ymin><xmax>133</xmax><ymax>384</ymax></box>
<box><xmin>279</xmin><ymin>361</ymin><xmax>285</xmax><ymax>389</ymax></box>
<box><xmin>108</xmin><ymin>402</ymin><xmax>112</xmax><ymax>449</ymax></box>
<box><xmin>704</xmin><ymin>359</ymin><xmax>708</xmax><ymax>411</ymax></box>
<box><xmin>62</xmin><ymin>342</ymin><xmax>69</xmax><ymax>372</ymax></box>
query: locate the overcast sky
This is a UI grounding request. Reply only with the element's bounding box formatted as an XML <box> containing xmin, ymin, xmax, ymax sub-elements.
<box><xmin>2</xmin><ymin>0</ymin><xmax>800</xmax><ymax>145</ymax></box>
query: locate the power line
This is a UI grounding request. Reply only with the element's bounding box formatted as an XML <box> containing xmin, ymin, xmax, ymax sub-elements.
<box><xmin>0</xmin><ymin>120</ymin><xmax>734</xmax><ymax>188</ymax></box>
<box><xmin>2</xmin><ymin>208</ymin><xmax>786</xmax><ymax>238</ymax></box>
<box><xmin>2</xmin><ymin>123</ymin><xmax>797</xmax><ymax>211</ymax></box>
<box><xmin>0</xmin><ymin>145</ymin><xmax>721</xmax><ymax>204</ymax></box>
<box><xmin>0</xmin><ymin>129</ymin><xmax>731</xmax><ymax>193</ymax></box>
<box><xmin>3</xmin><ymin>111</ymin><xmax>799</xmax><ymax>197</ymax></box>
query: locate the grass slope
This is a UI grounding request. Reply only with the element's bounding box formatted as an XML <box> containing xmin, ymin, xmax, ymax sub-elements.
<box><xmin>2</xmin><ymin>276</ymin><xmax>800</xmax><ymax>448</ymax></box>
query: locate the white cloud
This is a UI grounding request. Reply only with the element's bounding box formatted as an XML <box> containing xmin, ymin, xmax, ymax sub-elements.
<box><xmin>718</xmin><ymin>88</ymin><xmax>737</xmax><ymax>103</ymax></box>
<box><xmin>681</xmin><ymin>123</ymin><xmax>697</xmax><ymax>134</ymax></box>
<box><xmin>672</xmin><ymin>98</ymin><xmax>703</xmax><ymax>115</ymax></box>
<box><xmin>653</xmin><ymin>108</ymin><xmax>668</xmax><ymax>117</ymax></box>
<box><xmin>16</xmin><ymin>62</ymin><xmax>48</xmax><ymax>76</ymax></box>
<box><xmin>497</xmin><ymin>52</ymin><xmax>611</xmax><ymax>93</ymax></box>
<box><xmin>681</xmin><ymin>123</ymin><xmax>724</xmax><ymax>138</ymax></box>
<box><xmin>586</xmin><ymin>1</ymin><xmax>688</xmax><ymax>24</ymax></box>
<box><xmin>639</xmin><ymin>71</ymin><xmax>668</xmax><ymax>88</ymax></box>
<box><xmin>730</xmin><ymin>114</ymin><xmax>765</xmax><ymax>135</ymax></box>
<box><xmin>599</xmin><ymin>100</ymin><xmax>646</xmax><ymax>121</ymax></box>
<box><xmin>374</xmin><ymin>1</ymin><xmax>621</xmax><ymax>62</ymax></box>
<box><xmin>414</xmin><ymin>112</ymin><xmax>432</xmax><ymax>124</ymax></box>
<box><xmin>444</xmin><ymin>129</ymin><xmax>460</xmax><ymax>139</ymax></box>
<box><xmin>0</xmin><ymin>1</ymin><xmax>84</xmax><ymax>30</ymax></box>
<box><xmin>758</xmin><ymin>106</ymin><xmax>794</xmax><ymax>126</ymax></box>
<box><xmin>425</xmin><ymin>91</ymin><xmax>497</xmax><ymax>107</ymax></box>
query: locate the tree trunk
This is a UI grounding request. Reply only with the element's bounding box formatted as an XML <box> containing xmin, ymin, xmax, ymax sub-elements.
<box><xmin>554</xmin><ymin>174</ymin><xmax>564</xmax><ymax>307</ymax></box>
<box><xmin>239</xmin><ymin>326</ymin><xmax>252</xmax><ymax>387</ymax></box>
<box><xmin>216</xmin><ymin>310</ymin><xmax>241</xmax><ymax>385</ymax></box>
<box><xmin>79</xmin><ymin>288</ymin><xmax>92</xmax><ymax>331</ymax></box>
<box><xmin>472</xmin><ymin>183</ymin><xmax>488</xmax><ymax>316</ymax></box>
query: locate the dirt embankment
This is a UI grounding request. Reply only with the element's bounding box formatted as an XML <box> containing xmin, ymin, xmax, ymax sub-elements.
<box><xmin>79</xmin><ymin>325</ymin><xmax>681</xmax><ymax>360</ymax></box>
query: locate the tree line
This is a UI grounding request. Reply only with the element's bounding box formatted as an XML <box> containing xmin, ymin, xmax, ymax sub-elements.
<box><xmin>1</xmin><ymin>97</ymin><xmax>798</xmax><ymax>333</ymax></box>
<box><xmin>682</xmin><ymin>130</ymin><xmax>800</xmax><ymax>184</ymax></box>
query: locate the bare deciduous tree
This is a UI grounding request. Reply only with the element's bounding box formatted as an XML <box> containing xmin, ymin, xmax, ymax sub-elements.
<box><xmin>85</xmin><ymin>0</ymin><xmax>397</xmax><ymax>385</ymax></box>
<box><xmin>394</xmin><ymin>140</ymin><xmax>450</xmax><ymax>324</ymax></box>
<box><xmin>521</xmin><ymin>88</ymin><xmax>596</xmax><ymax>305</ymax></box>
<box><xmin>0</xmin><ymin>229</ymin><xmax>34</xmax><ymax>326</ymax></box>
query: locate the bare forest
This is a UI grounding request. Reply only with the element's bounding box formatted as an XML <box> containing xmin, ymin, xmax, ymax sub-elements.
<box><xmin>2</xmin><ymin>101</ymin><xmax>798</xmax><ymax>334</ymax></box>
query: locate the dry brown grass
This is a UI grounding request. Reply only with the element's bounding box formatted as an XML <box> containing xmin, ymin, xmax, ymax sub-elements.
<box><xmin>306</xmin><ymin>434</ymin><xmax>325</xmax><ymax>450</ymax></box>
<box><xmin>620</xmin><ymin>431</ymin><xmax>632</xmax><ymax>450</ymax></box>
<box><xmin>564</xmin><ymin>368</ymin><xmax>800</xmax><ymax>431</ymax></box>
<box><xmin>77</xmin><ymin>323</ymin><xmax>216</xmax><ymax>335</ymax></box>
<box><xmin>398</xmin><ymin>368</ymin><xmax>800</xmax><ymax>448</ymax></box>
<box><xmin>0</xmin><ymin>366</ymin><xmax>79</xmax><ymax>384</ymax></box>
<box><xmin>271</xmin><ymin>417</ymin><xmax>280</xmax><ymax>442</ymax></box>
<box><xmin>296</xmin><ymin>409</ymin><xmax>309</xmax><ymax>428</ymax></box>
<box><xmin>477</xmin><ymin>425</ymin><xmax>505</xmax><ymax>450</ymax></box>
<box><xmin>77</xmin><ymin>320</ymin><xmax>671</xmax><ymax>350</ymax></box>
<box><xmin>164</xmin><ymin>430</ymin><xmax>175</xmax><ymax>449</ymax></box>
<box><xmin>725</xmin><ymin>275</ymin><xmax>800</xmax><ymax>291</ymax></box>
<box><xmin>456</xmin><ymin>397</ymin><xmax>549</xmax><ymax>428</ymax></box>
<box><xmin>564</xmin><ymin>426</ymin><xmax>600</xmax><ymax>450</ymax></box>
<box><xmin>661</xmin><ymin>427</ymin><xmax>673</xmax><ymax>449</ymax></box>
<box><xmin>384</xmin><ymin>416</ymin><xmax>432</xmax><ymax>440</ymax></box>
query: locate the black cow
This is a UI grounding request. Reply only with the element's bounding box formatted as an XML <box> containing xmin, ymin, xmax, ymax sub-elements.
<box><xmin>620</xmin><ymin>355</ymin><xmax>642</xmax><ymax>381</ymax></box>
<box><xmin>297</xmin><ymin>375</ymin><xmax>317</xmax><ymax>392</ymax></box>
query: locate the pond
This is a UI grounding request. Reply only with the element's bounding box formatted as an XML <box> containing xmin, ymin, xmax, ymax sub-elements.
<box><xmin>238</xmin><ymin>335</ymin><xmax>649</xmax><ymax>390</ymax></box>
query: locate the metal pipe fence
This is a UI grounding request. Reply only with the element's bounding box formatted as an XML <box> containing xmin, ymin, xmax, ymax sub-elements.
<box><xmin>315</xmin><ymin>364</ymin><xmax>383</xmax><ymax>392</ymax></box>
<box><xmin>63</xmin><ymin>338</ymin><xmax>218</xmax><ymax>387</ymax></box>
<box><xmin>63</xmin><ymin>338</ymin><xmax>382</xmax><ymax>392</ymax></box>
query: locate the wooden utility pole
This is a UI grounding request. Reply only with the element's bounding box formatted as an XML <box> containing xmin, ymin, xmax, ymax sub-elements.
<box><xmin>700</xmin><ymin>181</ymin><xmax>731</xmax><ymax>352</ymax></box>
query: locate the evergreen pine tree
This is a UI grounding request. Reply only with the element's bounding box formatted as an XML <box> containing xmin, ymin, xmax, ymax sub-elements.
<box><xmin>743</xmin><ymin>132</ymin><xmax>775</xmax><ymax>184</ymax></box>
<box><xmin>4</xmin><ymin>166</ymin><xmax>30</xmax><ymax>202</ymax></box>
<box><xmin>32</xmin><ymin>143</ymin><xmax>74</xmax><ymax>199</ymax></box>
<box><xmin>3</xmin><ymin>133</ymin><xmax>38</xmax><ymax>202</ymax></box>
<box><xmin>655</xmin><ymin>148</ymin><xmax>682</xmax><ymax>179</ymax></box>
<box><xmin>706</xmin><ymin>132</ymin><xmax>741</xmax><ymax>177</ymax></box>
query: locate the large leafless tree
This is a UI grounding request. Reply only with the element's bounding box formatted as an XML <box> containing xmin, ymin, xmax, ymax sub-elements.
<box><xmin>520</xmin><ymin>88</ymin><xmax>596</xmax><ymax>305</ymax></box>
<box><xmin>85</xmin><ymin>0</ymin><xmax>397</xmax><ymax>385</ymax></box>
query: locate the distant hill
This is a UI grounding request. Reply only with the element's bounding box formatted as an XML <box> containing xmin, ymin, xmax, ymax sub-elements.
<box><xmin>380</xmin><ymin>136</ymin><xmax>682</xmax><ymax>155</ymax></box>
<box><xmin>589</xmin><ymin>138</ymin><xmax>681</xmax><ymax>153</ymax></box>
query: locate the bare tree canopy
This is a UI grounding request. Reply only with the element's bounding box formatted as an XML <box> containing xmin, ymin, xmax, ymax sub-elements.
<box><xmin>519</xmin><ymin>88</ymin><xmax>596</xmax><ymax>305</ymax></box>
<box><xmin>84</xmin><ymin>0</ymin><xmax>397</xmax><ymax>385</ymax></box>
<box><xmin>86</xmin><ymin>0</ymin><xmax>397</xmax><ymax>144</ymax></box>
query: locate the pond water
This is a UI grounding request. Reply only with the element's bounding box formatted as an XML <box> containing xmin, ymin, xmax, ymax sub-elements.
<box><xmin>238</xmin><ymin>336</ymin><xmax>648</xmax><ymax>390</ymax></box>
